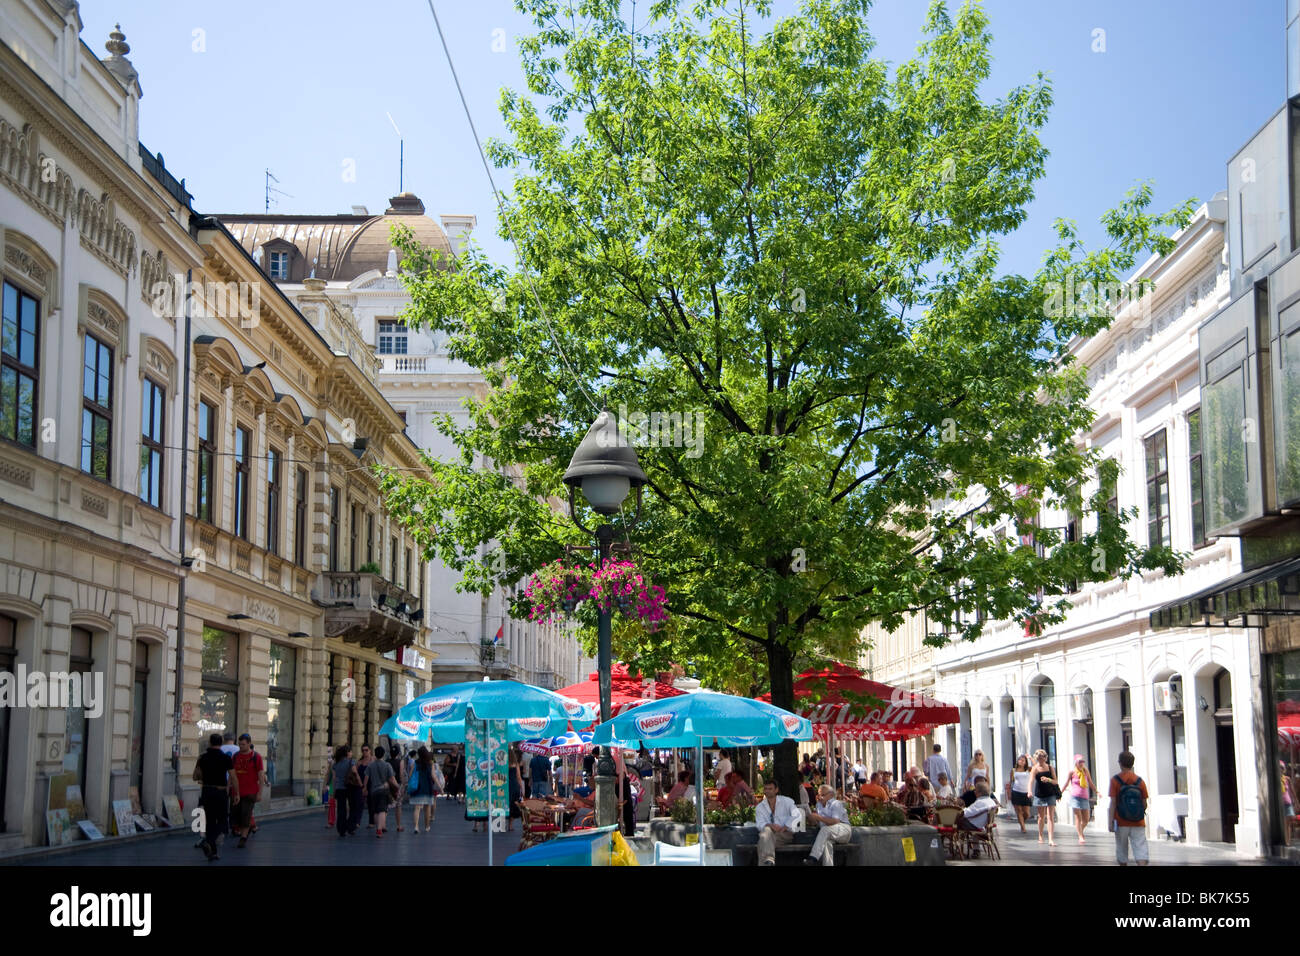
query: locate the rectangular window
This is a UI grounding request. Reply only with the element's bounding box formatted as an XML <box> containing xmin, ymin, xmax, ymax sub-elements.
<box><xmin>1188</xmin><ymin>408</ymin><xmax>1207</xmax><ymax>548</ymax></box>
<box><xmin>294</xmin><ymin>468</ymin><xmax>308</xmax><ymax>566</ymax></box>
<box><xmin>377</xmin><ymin>320</ymin><xmax>408</xmax><ymax>355</ymax></box>
<box><xmin>1145</xmin><ymin>430</ymin><xmax>1171</xmax><ymax>548</ymax></box>
<box><xmin>1</xmin><ymin>280</ymin><xmax>39</xmax><ymax>447</ymax></box>
<box><xmin>200</xmin><ymin>626</ymin><xmax>239</xmax><ymax>742</ymax></box>
<box><xmin>266</xmin><ymin>448</ymin><xmax>282</xmax><ymax>555</ymax></box>
<box><xmin>405</xmin><ymin>547</ymin><xmax>412</xmax><ymax>592</ymax></box>
<box><xmin>197</xmin><ymin>400</ymin><xmax>216</xmax><ymax>523</ymax></box>
<box><xmin>269</xmin><ymin>251</ymin><xmax>288</xmax><ymax>280</ymax></box>
<box><xmin>390</xmin><ymin>536</ymin><xmax>398</xmax><ymax>582</ymax></box>
<box><xmin>416</xmin><ymin>558</ymin><xmax>423</xmax><ymax>600</ymax></box>
<box><xmin>329</xmin><ymin>486</ymin><xmax>340</xmax><ymax>572</ymax></box>
<box><xmin>81</xmin><ymin>334</ymin><xmax>113</xmax><ymax>480</ymax></box>
<box><xmin>234</xmin><ymin>425</ymin><xmax>251</xmax><ymax>539</ymax></box>
<box><xmin>366</xmin><ymin>513</ymin><xmax>375</xmax><ymax>565</ymax></box>
<box><xmin>350</xmin><ymin>503</ymin><xmax>360</xmax><ymax>571</ymax></box>
<box><xmin>67</xmin><ymin>627</ymin><xmax>93</xmax><ymax>794</ymax></box>
<box><xmin>139</xmin><ymin>378</ymin><xmax>165</xmax><ymax>509</ymax></box>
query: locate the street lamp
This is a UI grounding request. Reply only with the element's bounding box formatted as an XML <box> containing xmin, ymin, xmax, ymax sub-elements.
<box><xmin>563</xmin><ymin>408</ymin><xmax>646</xmax><ymax>826</ymax></box>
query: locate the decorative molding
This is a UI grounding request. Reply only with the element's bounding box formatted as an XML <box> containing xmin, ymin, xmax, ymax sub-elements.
<box><xmin>0</xmin><ymin>119</ymin><xmax>76</xmax><ymax>228</ymax></box>
<box><xmin>0</xmin><ymin>459</ymin><xmax>34</xmax><ymax>489</ymax></box>
<box><xmin>244</xmin><ymin>597</ymin><xmax>279</xmax><ymax>626</ymax></box>
<box><xmin>80</xmin><ymin>489</ymin><xmax>108</xmax><ymax>518</ymax></box>
<box><xmin>4</xmin><ymin>243</ymin><xmax>48</xmax><ymax>288</ymax></box>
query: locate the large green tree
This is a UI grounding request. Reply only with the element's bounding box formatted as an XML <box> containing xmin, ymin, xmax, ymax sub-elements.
<box><xmin>381</xmin><ymin>0</ymin><xmax>1188</xmax><ymax>795</ymax></box>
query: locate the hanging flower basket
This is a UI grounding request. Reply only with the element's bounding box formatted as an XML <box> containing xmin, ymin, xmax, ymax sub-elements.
<box><xmin>523</xmin><ymin>558</ymin><xmax>667</xmax><ymax>631</ymax></box>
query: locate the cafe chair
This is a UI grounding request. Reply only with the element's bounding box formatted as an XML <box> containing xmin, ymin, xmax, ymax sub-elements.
<box><xmin>518</xmin><ymin>799</ymin><xmax>561</xmax><ymax>851</ymax></box>
<box><xmin>932</xmin><ymin>804</ymin><xmax>964</xmax><ymax>860</ymax></box>
<box><xmin>959</xmin><ymin>819</ymin><xmax>1000</xmax><ymax>861</ymax></box>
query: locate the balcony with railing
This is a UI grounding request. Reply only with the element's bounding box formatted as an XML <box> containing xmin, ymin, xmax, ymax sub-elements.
<box><xmin>479</xmin><ymin>641</ymin><xmax>513</xmax><ymax>676</ymax></box>
<box><xmin>314</xmin><ymin>572</ymin><xmax>422</xmax><ymax>652</ymax></box>
<box><xmin>378</xmin><ymin>352</ymin><xmax>437</xmax><ymax>374</ymax></box>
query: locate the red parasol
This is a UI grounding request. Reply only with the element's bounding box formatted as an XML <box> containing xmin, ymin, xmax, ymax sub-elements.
<box><xmin>759</xmin><ymin>662</ymin><xmax>959</xmax><ymax>739</ymax></box>
<box><xmin>556</xmin><ymin>662</ymin><xmax>684</xmax><ymax>720</ymax></box>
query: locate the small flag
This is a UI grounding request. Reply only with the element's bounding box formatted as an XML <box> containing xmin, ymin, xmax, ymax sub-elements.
<box><xmin>493</xmin><ymin>625</ymin><xmax>503</xmax><ymax>644</ymax></box>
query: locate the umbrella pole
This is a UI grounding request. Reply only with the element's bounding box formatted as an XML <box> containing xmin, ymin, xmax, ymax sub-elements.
<box><xmin>487</xmin><ymin>751</ymin><xmax>494</xmax><ymax>868</ymax></box>
<box><xmin>696</xmin><ymin>738</ymin><xmax>705</xmax><ymax>867</ymax></box>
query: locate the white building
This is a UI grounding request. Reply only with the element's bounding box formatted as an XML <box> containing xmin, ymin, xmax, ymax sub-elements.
<box><xmin>220</xmin><ymin>199</ymin><xmax>595</xmax><ymax>690</ymax></box>
<box><xmin>866</xmin><ymin>198</ymin><xmax>1273</xmax><ymax>857</ymax></box>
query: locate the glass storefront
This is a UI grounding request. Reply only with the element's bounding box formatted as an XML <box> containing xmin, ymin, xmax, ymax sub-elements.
<box><xmin>0</xmin><ymin>615</ymin><xmax>14</xmax><ymax>833</ymax></box>
<box><xmin>268</xmin><ymin>643</ymin><xmax>295</xmax><ymax>795</ymax></box>
<box><xmin>130</xmin><ymin>640</ymin><xmax>149</xmax><ymax>797</ymax></box>
<box><xmin>1270</xmin><ymin>648</ymin><xmax>1300</xmax><ymax>850</ymax></box>
<box><xmin>200</xmin><ymin>626</ymin><xmax>239</xmax><ymax>740</ymax></box>
<box><xmin>65</xmin><ymin>627</ymin><xmax>93</xmax><ymax>793</ymax></box>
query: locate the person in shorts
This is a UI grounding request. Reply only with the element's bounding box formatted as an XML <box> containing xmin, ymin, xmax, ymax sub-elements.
<box><xmin>365</xmin><ymin>745</ymin><xmax>396</xmax><ymax>836</ymax></box>
<box><xmin>1030</xmin><ymin>749</ymin><xmax>1058</xmax><ymax>846</ymax></box>
<box><xmin>1108</xmin><ymin>750</ymin><xmax>1149</xmax><ymax>866</ymax></box>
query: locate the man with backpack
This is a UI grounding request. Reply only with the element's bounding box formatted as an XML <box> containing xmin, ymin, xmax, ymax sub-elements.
<box><xmin>1108</xmin><ymin>750</ymin><xmax>1149</xmax><ymax>866</ymax></box>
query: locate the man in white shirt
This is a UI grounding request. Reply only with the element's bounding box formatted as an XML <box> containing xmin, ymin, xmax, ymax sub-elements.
<box><xmin>713</xmin><ymin>751</ymin><xmax>732</xmax><ymax>785</ymax></box>
<box><xmin>806</xmin><ymin>784</ymin><xmax>852</xmax><ymax>866</ymax></box>
<box><xmin>958</xmin><ymin>781</ymin><xmax>999</xmax><ymax>830</ymax></box>
<box><xmin>755</xmin><ymin>781</ymin><xmax>800</xmax><ymax>866</ymax></box>
<box><xmin>852</xmin><ymin>759</ymin><xmax>867</xmax><ymax>787</ymax></box>
<box><xmin>923</xmin><ymin>744</ymin><xmax>952</xmax><ymax>793</ymax></box>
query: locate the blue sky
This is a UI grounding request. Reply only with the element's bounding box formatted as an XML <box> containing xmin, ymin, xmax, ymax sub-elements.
<box><xmin>78</xmin><ymin>1</ymin><xmax>1283</xmax><ymax>278</ymax></box>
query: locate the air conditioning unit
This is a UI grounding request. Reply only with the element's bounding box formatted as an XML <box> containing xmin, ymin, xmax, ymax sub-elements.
<box><xmin>1153</xmin><ymin>680</ymin><xmax>1182</xmax><ymax>713</ymax></box>
<box><xmin>1069</xmin><ymin>693</ymin><xmax>1093</xmax><ymax>721</ymax></box>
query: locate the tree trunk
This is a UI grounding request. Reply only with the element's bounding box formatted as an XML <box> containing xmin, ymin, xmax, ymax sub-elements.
<box><xmin>766</xmin><ymin>639</ymin><xmax>799</xmax><ymax>798</ymax></box>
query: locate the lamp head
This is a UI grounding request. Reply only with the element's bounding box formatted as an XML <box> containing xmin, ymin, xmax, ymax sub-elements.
<box><xmin>562</xmin><ymin>410</ymin><xmax>647</xmax><ymax>515</ymax></box>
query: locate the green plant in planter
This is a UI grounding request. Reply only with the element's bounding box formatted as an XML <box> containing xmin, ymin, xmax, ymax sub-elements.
<box><xmin>863</xmin><ymin>803</ymin><xmax>908</xmax><ymax>827</ymax></box>
<box><xmin>706</xmin><ymin>803</ymin><xmax>757</xmax><ymax>826</ymax></box>
<box><xmin>848</xmin><ymin>810</ymin><xmax>868</xmax><ymax>827</ymax></box>
<box><xmin>358</xmin><ymin>562</ymin><xmax>382</xmax><ymax>575</ymax></box>
<box><xmin>669</xmin><ymin>799</ymin><xmax>696</xmax><ymax>824</ymax></box>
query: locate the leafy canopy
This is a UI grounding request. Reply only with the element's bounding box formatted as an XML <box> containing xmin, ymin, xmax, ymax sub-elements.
<box><xmin>382</xmin><ymin>0</ymin><xmax>1190</xmax><ymax>703</ymax></box>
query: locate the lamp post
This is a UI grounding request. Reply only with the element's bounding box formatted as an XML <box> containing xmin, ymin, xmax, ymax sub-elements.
<box><xmin>563</xmin><ymin>408</ymin><xmax>646</xmax><ymax>827</ymax></box>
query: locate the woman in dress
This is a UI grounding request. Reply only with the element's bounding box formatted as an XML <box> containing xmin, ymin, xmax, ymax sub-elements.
<box><xmin>1030</xmin><ymin>749</ymin><xmax>1058</xmax><ymax>846</ymax></box>
<box><xmin>1008</xmin><ymin>754</ymin><xmax>1032</xmax><ymax>833</ymax></box>
<box><xmin>409</xmin><ymin>746</ymin><xmax>437</xmax><ymax>833</ymax></box>
<box><xmin>1064</xmin><ymin>754</ymin><xmax>1097</xmax><ymax>844</ymax></box>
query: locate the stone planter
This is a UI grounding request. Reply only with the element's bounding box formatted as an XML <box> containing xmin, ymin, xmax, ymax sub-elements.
<box><xmin>646</xmin><ymin>820</ymin><xmax>757</xmax><ymax>848</ymax></box>
<box><xmin>849</xmin><ymin>824</ymin><xmax>946</xmax><ymax>866</ymax></box>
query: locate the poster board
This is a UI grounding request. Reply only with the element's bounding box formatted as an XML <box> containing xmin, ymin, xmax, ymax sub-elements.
<box><xmin>45</xmin><ymin>809</ymin><xmax>73</xmax><ymax>846</ymax></box>
<box><xmin>111</xmin><ymin>800</ymin><xmax>135</xmax><ymax>836</ymax></box>
<box><xmin>77</xmin><ymin>820</ymin><xmax>105</xmax><ymax>840</ymax></box>
<box><xmin>64</xmin><ymin>785</ymin><xmax>86</xmax><ymax>822</ymax></box>
<box><xmin>464</xmin><ymin>709</ymin><xmax>509</xmax><ymax>821</ymax></box>
<box><xmin>162</xmin><ymin>795</ymin><xmax>184</xmax><ymax>827</ymax></box>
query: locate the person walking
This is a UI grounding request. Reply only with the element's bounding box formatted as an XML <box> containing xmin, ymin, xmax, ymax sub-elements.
<box><xmin>964</xmin><ymin>749</ymin><xmax>991</xmax><ymax>791</ymax></box>
<box><xmin>1064</xmin><ymin>754</ymin><xmax>1097</xmax><ymax>844</ymax></box>
<box><xmin>356</xmin><ymin>744</ymin><xmax>375</xmax><ymax>827</ymax></box>
<box><xmin>1008</xmin><ymin>754</ymin><xmax>1032</xmax><ymax>833</ymax></box>
<box><xmin>231</xmin><ymin>733</ymin><xmax>267</xmax><ymax>848</ymax></box>
<box><xmin>408</xmin><ymin>746</ymin><xmax>438</xmax><ymax>833</ymax></box>
<box><xmin>388</xmin><ymin>746</ymin><xmax>408</xmax><ymax>832</ymax></box>
<box><xmin>1108</xmin><ymin>750</ymin><xmax>1149</xmax><ymax>866</ymax></box>
<box><xmin>1031</xmin><ymin>749</ymin><xmax>1059</xmax><ymax>846</ymax></box>
<box><xmin>329</xmin><ymin>745</ymin><xmax>359</xmax><ymax>837</ymax></box>
<box><xmin>529</xmin><ymin>750</ymin><xmax>552</xmax><ymax>798</ymax></box>
<box><xmin>193</xmin><ymin>732</ymin><xmax>238</xmax><ymax>861</ymax></box>
<box><xmin>365</xmin><ymin>745</ymin><xmax>397</xmax><ymax>836</ymax></box>
<box><xmin>923</xmin><ymin>744</ymin><xmax>953</xmax><ymax>793</ymax></box>
<box><xmin>508</xmin><ymin>753</ymin><xmax>524</xmax><ymax>832</ymax></box>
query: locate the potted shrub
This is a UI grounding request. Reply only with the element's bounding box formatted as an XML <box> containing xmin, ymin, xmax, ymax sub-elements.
<box><xmin>669</xmin><ymin>799</ymin><xmax>696</xmax><ymax>824</ymax></box>
<box><xmin>357</xmin><ymin>561</ymin><xmax>382</xmax><ymax>575</ymax></box>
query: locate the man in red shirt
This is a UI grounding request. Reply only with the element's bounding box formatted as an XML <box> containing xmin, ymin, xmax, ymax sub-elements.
<box><xmin>1107</xmin><ymin>750</ymin><xmax>1149</xmax><ymax>866</ymax></box>
<box><xmin>232</xmin><ymin>733</ymin><xmax>267</xmax><ymax>848</ymax></box>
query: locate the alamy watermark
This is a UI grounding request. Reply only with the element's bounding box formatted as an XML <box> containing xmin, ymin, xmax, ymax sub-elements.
<box><xmin>596</xmin><ymin>403</ymin><xmax>706</xmax><ymax>458</ymax></box>
<box><xmin>149</xmin><ymin>272</ymin><xmax>262</xmax><ymax>328</ymax></box>
<box><xmin>1043</xmin><ymin>275</ymin><xmax>1156</xmax><ymax>323</ymax></box>
<box><xmin>0</xmin><ymin>666</ymin><xmax>104</xmax><ymax>719</ymax></box>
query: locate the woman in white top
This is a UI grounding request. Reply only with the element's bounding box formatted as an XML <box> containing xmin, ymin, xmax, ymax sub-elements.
<box><xmin>964</xmin><ymin>750</ymin><xmax>991</xmax><ymax>791</ymax></box>
<box><xmin>1007</xmin><ymin>754</ymin><xmax>1032</xmax><ymax>832</ymax></box>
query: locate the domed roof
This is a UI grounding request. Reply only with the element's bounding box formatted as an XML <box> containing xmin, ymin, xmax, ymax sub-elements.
<box><xmin>219</xmin><ymin>192</ymin><xmax>453</xmax><ymax>283</ymax></box>
<box><xmin>336</xmin><ymin>193</ymin><xmax>453</xmax><ymax>279</ymax></box>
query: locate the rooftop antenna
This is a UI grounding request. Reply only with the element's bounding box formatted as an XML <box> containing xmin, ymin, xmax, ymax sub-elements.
<box><xmin>264</xmin><ymin>168</ymin><xmax>292</xmax><ymax>213</ymax></box>
<box><xmin>386</xmin><ymin>112</ymin><xmax>404</xmax><ymax>193</ymax></box>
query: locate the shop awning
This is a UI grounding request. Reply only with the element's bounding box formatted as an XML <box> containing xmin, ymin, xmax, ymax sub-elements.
<box><xmin>1149</xmin><ymin>555</ymin><xmax>1300</xmax><ymax>630</ymax></box>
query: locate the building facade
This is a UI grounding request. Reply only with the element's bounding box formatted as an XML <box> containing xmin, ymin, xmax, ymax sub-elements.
<box><xmin>0</xmin><ymin>1</ymin><xmax>439</xmax><ymax>849</ymax></box>
<box><xmin>219</xmin><ymin>201</ymin><xmax>593</xmax><ymax>692</ymax></box>
<box><xmin>862</xmin><ymin>201</ymin><xmax>1279</xmax><ymax>856</ymax></box>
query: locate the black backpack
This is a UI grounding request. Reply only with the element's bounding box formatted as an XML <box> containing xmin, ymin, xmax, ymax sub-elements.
<box><xmin>1113</xmin><ymin>774</ymin><xmax>1145</xmax><ymax>822</ymax></box>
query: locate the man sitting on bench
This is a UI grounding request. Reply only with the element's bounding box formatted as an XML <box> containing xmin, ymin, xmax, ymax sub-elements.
<box><xmin>756</xmin><ymin>780</ymin><xmax>800</xmax><ymax>866</ymax></box>
<box><xmin>806</xmin><ymin>785</ymin><xmax>852</xmax><ymax>866</ymax></box>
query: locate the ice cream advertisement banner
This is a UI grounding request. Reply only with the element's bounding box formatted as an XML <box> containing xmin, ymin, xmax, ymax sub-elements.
<box><xmin>464</xmin><ymin>709</ymin><xmax>509</xmax><ymax>821</ymax></box>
